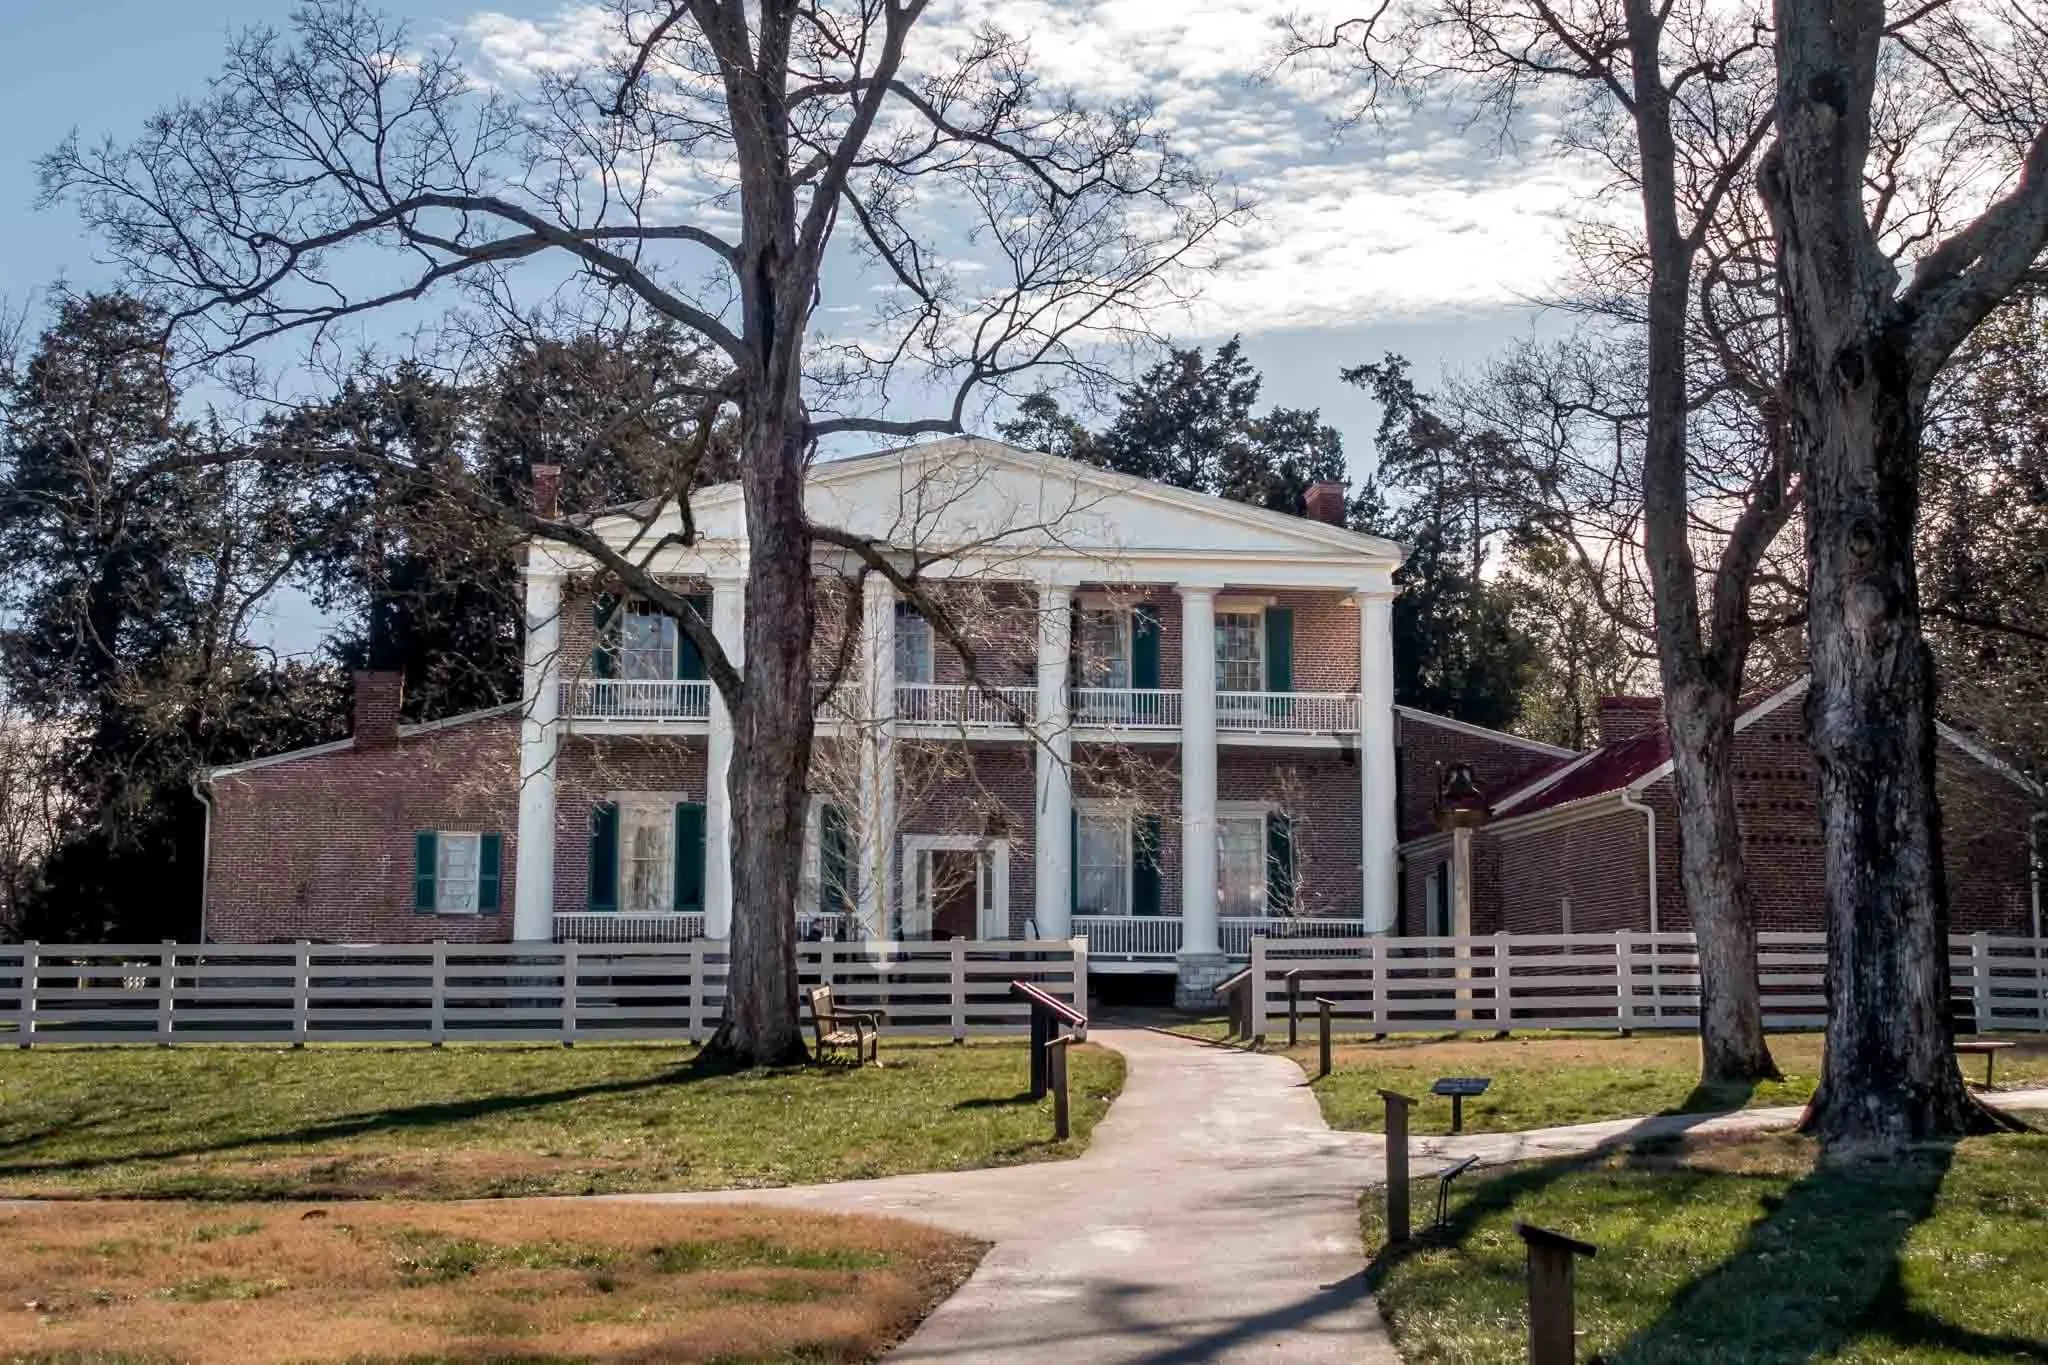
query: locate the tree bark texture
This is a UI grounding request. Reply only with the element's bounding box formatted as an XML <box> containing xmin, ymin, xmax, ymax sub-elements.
<box><xmin>1764</xmin><ymin>0</ymin><xmax>1986</xmax><ymax>1146</ymax></box>
<box><xmin>1624</xmin><ymin>0</ymin><xmax>1777</xmax><ymax>1083</ymax></box>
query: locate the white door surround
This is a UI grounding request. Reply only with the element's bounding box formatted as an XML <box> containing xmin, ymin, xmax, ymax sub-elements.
<box><xmin>902</xmin><ymin>834</ymin><xmax>1012</xmax><ymax>940</ymax></box>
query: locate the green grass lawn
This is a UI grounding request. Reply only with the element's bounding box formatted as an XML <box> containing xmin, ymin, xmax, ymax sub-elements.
<box><xmin>1280</xmin><ymin>1032</ymin><xmax>2048</xmax><ymax>1134</ymax></box>
<box><xmin>1365</xmin><ymin>1132</ymin><xmax>2048</xmax><ymax>1364</ymax></box>
<box><xmin>0</xmin><ymin>1039</ymin><xmax>1124</xmax><ymax>1201</ymax></box>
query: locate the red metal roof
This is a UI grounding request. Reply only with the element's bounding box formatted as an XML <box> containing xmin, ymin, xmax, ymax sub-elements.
<box><xmin>1490</xmin><ymin>727</ymin><xmax>1673</xmax><ymax>818</ymax></box>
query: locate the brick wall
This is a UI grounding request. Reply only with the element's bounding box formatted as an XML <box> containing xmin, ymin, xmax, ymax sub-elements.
<box><xmin>1220</xmin><ymin>749</ymin><xmax>1363</xmax><ymax>919</ymax></box>
<box><xmin>205</xmin><ymin>714</ymin><xmax>522</xmax><ymax>943</ymax></box>
<box><xmin>551</xmin><ymin>734</ymin><xmax>709</xmax><ymax>913</ymax></box>
<box><xmin>1394</xmin><ymin>712</ymin><xmax>1569</xmax><ymax>840</ymax></box>
<box><xmin>894</xmin><ymin>741</ymin><xmax>1039</xmax><ymax>933</ymax></box>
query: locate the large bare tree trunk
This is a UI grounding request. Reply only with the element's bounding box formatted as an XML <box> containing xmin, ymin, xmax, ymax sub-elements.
<box><xmin>1627</xmin><ymin>2</ymin><xmax>1778</xmax><ymax>1083</ymax></box>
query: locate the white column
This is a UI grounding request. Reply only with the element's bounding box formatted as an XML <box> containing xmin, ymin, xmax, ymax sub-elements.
<box><xmin>1034</xmin><ymin>582</ymin><xmax>1074</xmax><ymax>940</ymax></box>
<box><xmin>703</xmin><ymin>576</ymin><xmax>744</xmax><ymax>940</ymax></box>
<box><xmin>1179</xmin><ymin>585</ymin><xmax>1220</xmax><ymax>957</ymax></box>
<box><xmin>856</xmin><ymin>578</ymin><xmax>898</xmax><ymax>937</ymax></box>
<box><xmin>1360</xmin><ymin>589</ymin><xmax>1399</xmax><ymax>932</ymax></box>
<box><xmin>513</xmin><ymin>568</ymin><xmax>564</xmax><ymax>942</ymax></box>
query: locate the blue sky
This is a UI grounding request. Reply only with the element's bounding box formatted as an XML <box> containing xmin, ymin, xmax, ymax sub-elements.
<box><xmin>3</xmin><ymin>0</ymin><xmax>1582</xmax><ymax>648</ymax></box>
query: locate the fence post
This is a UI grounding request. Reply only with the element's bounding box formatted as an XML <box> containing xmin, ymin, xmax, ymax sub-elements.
<box><xmin>1318</xmin><ymin>996</ymin><xmax>1335</xmax><ymax>1079</ymax></box>
<box><xmin>561</xmin><ymin>940</ymin><xmax>579</xmax><ymax>1046</ymax></box>
<box><xmin>19</xmin><ymin>941</ymin><xmax>37</xmax><ymax>1048</ymax></box>
<box><xmin>1069</xmin><ymin>936</ymin><xmax>1089</xmax><ymax>1016</ymax></box>
<box><xmin>1970</xmin><ymin>932</ymin><xmax>1992</xmax><ymax>1035</ymax></box>
<box><xmin>1518</xmin><ymin>1223</ymin><xmax>1598</xmax><ymax>1365</ymax></box>
<box><xmin>1247</xmin><ymin>939</ymin><xmax>1269</xmax><ymax>1040</ymax></box>
<box><xmin>951</xmin><ymin>941</ymin><xmax>968</xmax><ymax>1042</ymax></box>
<box><xmin>157</xmin><ymin>940</ymin><xmax>177</xmax><ymax>1046</ymax></box>
<box><xmin>1615</xmin><ymin>930</ymin><xmax>1636</xmax><ymax>1036</ymax></box>
<box><xmin>1370</xmin><ymin>941</ymin><xmax>1389</xmax><ymax>1039</ymax></box>
<box><xmin>293</xmin><ymin>941</ymin><xmax>311</xmax><ymax>1047</ymax></box>
<box><xmin>1287</xmin><ymin>970</ymin><xmax>1303</xmax><ymax>1049</ymax></box>
<box><xmin>687</xmin><ymin>943</ymin><xmax>706</xmax><ymax>1042</ymax></box>
<box><xmin>430</xmin><ymin>941</ymin><xmax>447</xmax><ymax>1047</ymax></box>
<box><xmin>1380</xmin><ymin>1089</ymin><xmax>1414</xmax><ymax>1245</ymax></box>
<box><xmin>1493</xmin><ymin>932</ymin><xmax>1513</xmax><ymax>1036</ymax></box>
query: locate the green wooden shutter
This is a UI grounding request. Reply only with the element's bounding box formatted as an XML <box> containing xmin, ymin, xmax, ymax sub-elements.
<box><xmin>1069</xmin><ymin>807</ymin><xmax>1080</xmax><ymax>913</ymax></box>
<box><xmin>588</xmin><ymin>803</ymin><xmax>619</xmax><ymax>912</ymax></box>
<box><xmin>1132</xmin><ymin>815</ymin><xmax>1163</xmax><ymax>917</ymax></box>
<box><xmin>1263</xmin><ymin>607</ymin><xmax>1294</xmax><ymax>693</ymax></box>
<box><xmin>591</xmin><ymin>593</ymin><xmax>619</xmax><ymax>678</ymax></box>
<box><xmin>677</xmin><ymin>594</ymin><xmax>709</xmax><ymax>680</ymax></box>
<box><xmin>820</xmin><ymin>803</ymin><xmax>852</xmax><ymax>915</ymax></box>
<box><xmin>673</xmin><ymin>802</ymin><xmax>706</xmax><ymax>911</ymax></box>
<box><xmin>477</xmin><ymin>833</ymin><xmax>504</xmax><ymax>914</ymax></box>
<box><xmin>1131</xmin><ymin>604</ymin><xmax>1161</xmax><ymax>690</ymax></box>
<box><xmin>1266</xmin><ymin>812</ymin><xmax>1296</xmax><ymax>914</ymax></box>
<box><xmin>413</xmin><ymin>831</ymin><xmax>439</xmax><ymax>913</ymax></box>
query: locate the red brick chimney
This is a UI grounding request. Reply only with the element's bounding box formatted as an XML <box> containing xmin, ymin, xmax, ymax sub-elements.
<box><xmin>352</xmin><ymin>671</ymin><xmax>404</xmax><ymax>750</ymax></box>
<box><xmin>530</xmin><ymin>463</ymin><xmax>564</xmax><ymax>519</ymax></box>
<box><xmin>1304</xmin><ymin>480</ymin><xmax>1347</xmax><ymax>526</ymax></box>
<box><xmin>1596</xmin><ymin>695</ymin><xmax>1664</xmax><ymax>749</ymax></box>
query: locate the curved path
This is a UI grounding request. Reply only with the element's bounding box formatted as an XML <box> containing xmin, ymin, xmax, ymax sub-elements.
<box><xmin>617</xmin><ymin>1029</ymin><xmax>2048</xmax><ymax>1364</ymax></box>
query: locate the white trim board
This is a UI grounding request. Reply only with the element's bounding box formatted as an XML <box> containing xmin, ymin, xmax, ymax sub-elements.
<box><xmin>1394</xmin><ymin>706</ymin><xmax>1580</xmax><ymax>760</ymax></box>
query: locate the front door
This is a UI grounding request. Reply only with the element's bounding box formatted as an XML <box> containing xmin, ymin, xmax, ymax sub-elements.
<box><xmin>931</xmin><ymin>849</ymin><xmax>980</xmax><ymax>940</ymax></box>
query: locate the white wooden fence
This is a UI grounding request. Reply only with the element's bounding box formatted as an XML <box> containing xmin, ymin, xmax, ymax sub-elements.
<box><xmin>1243</xmin><ymin>931</ymin><xmax>2048</xmax><ymax>1038</ymax></box>
<box><xmin>0</xmin><ymin>938</ymin><xmax>1087</xmax><ymax>1047</ymax></box>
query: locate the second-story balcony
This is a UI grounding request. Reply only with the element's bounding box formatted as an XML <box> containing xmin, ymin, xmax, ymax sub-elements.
<box><xmin>561</xmin><ymin>677</ymin><xmax>1362</xmax><ymax>738</ymax></box>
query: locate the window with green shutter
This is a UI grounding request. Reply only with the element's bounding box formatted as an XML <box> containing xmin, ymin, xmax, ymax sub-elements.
<box><xmin>673</xmin><ymin>802</ymin><xmax>706</xmax><ymax>911</ymax></box>
<box><xmin>677</xmin><ymin>594</ymin><xmax>710</xmax><ymax>680</ymax></box>
<box><xmin>413</xmin><ymin>831</ymin><xmax>439</xmax><ymax>912</ymax></box>
<box><xmin>1131</xmin><ymin>603</ymin><xmax>1161</xmax><ymax>690</ymax></box>
<box><xmin>1132</xmin><ymin>815</ymin><xmax>1163</xmax><ymax>916</ymax></box>
<box><xmin>591</xmin><ymin>593</ymin><xmax>620</xmax><ymax>678</ymax></box>
<box><xmin>819</xmin><ymin>803</ymin><xmax>853</xmax><ymax>915</ymax></box>
<box><xmin>477</xmin><ymin>832</ymin><xmax>503</xmax><ymax>914</ymax></box>
<box><xmin>588</xmin><ymin>803</ymin><xmax>620</xmax><ymax>912</ymax></box>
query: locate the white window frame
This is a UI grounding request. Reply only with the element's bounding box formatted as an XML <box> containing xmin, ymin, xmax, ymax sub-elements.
<box><xmin>434</xmin><ymin>831</ymin><xmax>483</xmax><ymax>915</ymax></box>
<box><xmin>620</xmin><ymin>600</ymin><xmax>679</xmax><ymax>681</ymax></box>
<box><xmin>894</xmin><ymin>608</ymin><xmax>935</xmax><ymax>684</ymax></box>
<box><xmin>1214</xmin><ymin>609</ymin><xmax>1266</xmax><ymax>696</ymax></box>
<box><xmin>1215</xmin><ymin>801</ymin><xmax>1273</xmax><ymax>920</ymax></box>
<box><xmin>1077</xmin><ymin>606</ymin><xmax>1132</xmax><ymax>689</ymax></box>
<box><xmin>611</xmin><ymin>793</ymin><xmax>682</xmax><ymax>914</ymax></box>
<box><xmin>1073</xmin><ymin>799</ymin><xmax>1134</xmax><ymax>918</ymax></box>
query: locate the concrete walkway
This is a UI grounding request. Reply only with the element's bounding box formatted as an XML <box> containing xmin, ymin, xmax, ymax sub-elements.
<box><xmin>631</xmin><ymin>1026</ymin><xmax>1397</xmax><ymax>1363</ymax></box>
<box><xmin>618</xmin><ymin>1029</ymin><xmax>2048</xmax><ymax>1364</ymax></box>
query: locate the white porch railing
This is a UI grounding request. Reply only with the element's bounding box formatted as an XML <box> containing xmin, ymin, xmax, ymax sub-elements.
<box><xmin>896</xmin><ymin>683</ymin><xmax>1036</xmax><ymax>727</ymax></box>
<box><xmin>553</xmin><ymin>912</ymin><xmax>707</xmax><ymax>943</ymax></box>
<box><xmin>561</xmin><ymin>678</ymin><xmax>713</xmax><ymax>721</ymax></box>
<box><xmin>1074</xmin><ymin>915</ymin><xmax>1373</xmax><ymax>959</ymax></box>
<box><xmin>1216</xmin><ymin>691</ymin><xmax>1358</xmax><ymax>734</ymax></box>
<box><xmin>1073</xmin><ymin>688</ymin><xmax>1182</xmax><ymax>729</ymax></box>
<box><xmin>0</xmin><ymin>937</ymin><xmax>1088</xmax><ymax>1045</ymax></box>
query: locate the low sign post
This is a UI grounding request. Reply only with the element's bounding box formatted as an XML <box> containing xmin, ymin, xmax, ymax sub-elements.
<box><xmin>1317</xmin><ymin>997</ymin><xmax>1336</xmax><ymax>1078</ymax></box>
<box><xmin>1046</xmin><ymin>1034</ymin><xmax>1074</xmax><ymax>1141</ymax></box>
<box><xmin>1380</xmin><ymin>1088</ymin><xmax>1415</xmax><ymax>1245</ymax></box>
<box><xmin>1431</xmin><ymin>1076</ymin><xmax>1492</xmax><ymax>1134</ymax></box>
<box><xmin>1518</xmin><ymin>1222</ymin><xmax>1598</xmax><ymax>1365</ymax></box>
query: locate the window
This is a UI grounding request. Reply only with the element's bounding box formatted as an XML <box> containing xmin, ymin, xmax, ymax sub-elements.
<box><xmin>1423</xmin><ymin>866</ymin><xmax>1451</xmax><ymax>936</ymax></box>
<box><xmin>619</xmin><ymin>802</ymin><xmax>674</xmax><ymax>912</ymax></box>
<box><xmin>1075</xmin><ymin>809</ymin><xmax>1130</xmax><ymax>916</ymax></box>
<box><xmin>621</xmin><ymin>602</ymin><xmax>678</xmax><ymax>681</ymax></box>
<box><xmin>412</xmin><ymin>830</ymin><xmax>502</xmax><ymax>915</ymax></box>
<box><xmin>895</xmin><ymin>605</ymin><xmax>934</xmax><ymax>684</ymax></box>
<box><xmin>1215</xmin><ymin>611</ymin><xmax>1264</xmax><ymax>693</ymax></box>
<box><xmin>1078</xmin><ymin>609</ymin><xmax>1130</xmax><ymax>689</ymax></box>
<box><xmin>1217</xmin><ymin>815</ymin><xmax>1266</xmax><ymax>918</ymax></box>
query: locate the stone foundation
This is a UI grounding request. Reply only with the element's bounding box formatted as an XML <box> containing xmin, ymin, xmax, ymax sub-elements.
<box><xmin>1175</xmin><ymin>951</ymin><xmax>1235</xmax><ymax>1011</ymax></box>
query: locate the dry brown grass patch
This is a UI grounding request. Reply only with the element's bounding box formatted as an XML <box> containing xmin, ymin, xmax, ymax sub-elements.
<box><xmin>0</xmin><ymin>1199</ymin><xmax>982</xmax><ymax>1363</ymax></box>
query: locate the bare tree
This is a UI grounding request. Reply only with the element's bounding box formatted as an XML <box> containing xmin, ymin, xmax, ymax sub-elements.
<box><xmin>1761</xmin><ymin>0</ymin><xmax>2048</xmax><ymax>1147</ymax></box>
<box><xmin>1290</xmin><ymin>0</ymin><xmax>1788</xmax><ymax>1081</ymax></box>
<box><xmin>43</xmin><ymin>1</ymin><xmax>1235</xmax><ymax>1062</ymax></box>
<box><xmin>0</xmin><ymin>703</ymin><xmax>66</xmax><ymax>937</ymax></box>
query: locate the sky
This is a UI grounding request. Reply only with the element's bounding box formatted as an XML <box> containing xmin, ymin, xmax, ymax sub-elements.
<box><xmin>1</xmin><ymin>0</ymin><xmax>1594</xmax><ymax>650</ymax></box>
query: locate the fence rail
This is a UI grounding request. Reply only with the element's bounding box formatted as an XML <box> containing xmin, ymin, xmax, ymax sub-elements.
<box><xmin>0</xmin><ymin>937</ymin><xmax>1087</xmax><ymax>1047</ymax></box>
<box><xmin>1243</xmin><ymin>931</ymin><xmax>2048</xmax><ymax>1038</ymax></box>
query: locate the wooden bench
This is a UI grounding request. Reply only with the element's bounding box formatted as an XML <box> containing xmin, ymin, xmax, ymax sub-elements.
<box><xmin>808</xmin><ymin>985</ymin><xmax>880</xmax><ymax>1065</ymax></box>
<box><xmin>1955</xmin><ymin>1039</ymin><xmax>2015</xmax><ymax>1088</ymax></box>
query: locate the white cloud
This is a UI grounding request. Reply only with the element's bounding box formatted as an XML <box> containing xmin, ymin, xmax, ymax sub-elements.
<box><xmin>462</xmin><ymin>0</ymin><xmax>1606</xmax><ymax>336</ymax></box>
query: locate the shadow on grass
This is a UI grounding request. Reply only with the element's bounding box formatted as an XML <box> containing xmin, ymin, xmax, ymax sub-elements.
<box><xmin>1658</xmin><ymin>1073</ymin><xmax>1764</xmax><ymax>1120</ymax></box>
<box><xmin>0</xmin><ymin>1063</ymin><xmax>709</xmax><ymax>1182</ymax></box>
<box><xmin>954</xmin><ymin>1091</ymin><xmax>1039</xmax><ymax>1111</ymax></box>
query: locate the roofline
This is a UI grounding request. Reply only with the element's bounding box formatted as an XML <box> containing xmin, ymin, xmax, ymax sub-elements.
<box><xmin>572</xmin><ymin>436</ymin><xmax>1409</xmax><ymax>566</ymax></box>
<box><xmin>1490</xmin><ymin>745</ymin><xmax>1609</xmax><ymax>815</ymax></box>
<box><xmin>1394</xmin><ymin>706</ymin><xmax>1579</xmax><ymax>759</ymax></box>
<box><xmin>205</xmin><ymin>702</ymin><xmax>521</xmax><ymax>779</ymax></box>
<box><xmin>1623</xmin><ymin>676</ymin><xmax>1810</xmax><ymax>794</ymax></box>
<box><xmin>1934</xmin><ymin>721</ymin><xmax>2045</xmax><ymax>798</ymax></box>
<box><xmin>1484</xmin><ymin>789</ymin><xmax>1632</xmax><ymax>839</ymax></box>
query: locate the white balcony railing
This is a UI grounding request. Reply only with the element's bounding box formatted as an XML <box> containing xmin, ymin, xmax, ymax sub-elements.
<box><xmin>1075</xmin><ymin>914</ymin><xmax>1376</xmax><ymax>959</ymax></box>
<box><xmin>896</xmin><ymin>683</ymin><xmax>1036</xmax><ymax>728</ymax></box>
<box><xmin>561</xmin><ymin>678</ymin><xmax>713</xmax><ymax>721</ymax></box>
<box><xmin>553</xmin><ymin>911</ymin><xmax>707</xmax><ymax>943</ymax></box>
<box><xmin>1215</xmin><ymin>691</ymin><xmax>1358</xmax><ymax>735</ymax></box>
<box><xmin>1073</xmin><ymin>688</ymin><xmax>1182</xmax><ymax>729</ymax></box>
